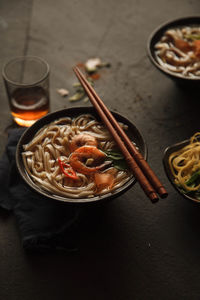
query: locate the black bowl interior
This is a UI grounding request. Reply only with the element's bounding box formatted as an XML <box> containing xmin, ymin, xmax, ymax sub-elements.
<box><xmin>147</xmin><ymin>16</ymin><xmax>200</xmax><ymax>85</ymax></box>
<box><xmin>16</xmin><ymin>107</ymin><xmax>147</xmax><ymax>204</ymax></box>
<box><xmin>163</xmin><ymin>139</ymin><xmax>200</xmax><ymax>203</ymax></box>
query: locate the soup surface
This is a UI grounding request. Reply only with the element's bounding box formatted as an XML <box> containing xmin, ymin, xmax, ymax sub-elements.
<box><xmin>22</xmin><ymin>114</ymin><xmax>133</xmax><ymax>199</ymax></box>
<box><xmin>155</xmin><ymin>26</ymin><xmax>200</xmax><ymax>77</ymax></box>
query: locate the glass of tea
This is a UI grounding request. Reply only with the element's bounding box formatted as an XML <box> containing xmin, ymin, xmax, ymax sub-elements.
<box><xmin>2</xmin><ymin>56</ymin><xmax>50</xmax><ymax>127</ymax></box>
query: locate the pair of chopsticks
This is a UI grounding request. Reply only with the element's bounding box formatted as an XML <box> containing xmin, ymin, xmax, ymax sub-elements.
<box><xmin>73</xmin><ymin>66</ymin><xmax>168</xmax><ymax>203</ymax></box>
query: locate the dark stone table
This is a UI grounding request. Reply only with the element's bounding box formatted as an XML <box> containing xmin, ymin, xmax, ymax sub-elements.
<box><xmin>1</xmin><ymin>0</ymin><xmax>200</xmax><ymax>299</ymax></box>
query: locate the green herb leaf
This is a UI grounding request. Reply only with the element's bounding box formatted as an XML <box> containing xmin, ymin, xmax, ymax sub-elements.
<box><xmin>68</xmin><ymin>92</ymin><xmax>85</xmax><ymax>102</ymax></box>
<box><xmin>186</xmin><ymin>169</ymin><xmax>200</xmax><ymax>186</ymax></box>
<box><xmin>83</xmin><ymin>96</ymin><xmax>89</xmax><ymax>103</ymax></box>
<box><xmin>194</xmin><ymin>192</ymin><xmax>200</xmax><ymax>200</ymax></box>
<box><xmin>99</xmin><ymin>62</ymin><xmax>111</xmax><ymax>68</ymax></box>
<box><xmin>103</xmin><ymin>150</ymin><xmax>128</xmax><ymax>170</ymax></box>
<box><xmin>104</xmin><ymin>150</ymin><xmax>124</xmax><ymax>160</ymax></box>
<box><xmin>113</xmin><ymin>159</ymin><xmax>128</xmax><ymax>171</ymax></box>
<box><xmin>184</xmin><ymin>34</ymin><xmax>200</xmax><ymax>41</ymax></box>
<box><xmin>87</xmin><ymin>77</ymin><xmax>94</xmax><ymax>85</ymax></box>
<box><xmin>73</xmin><ymin>82</ymin><xmax>81</xmax><ymax>87</ymax></box>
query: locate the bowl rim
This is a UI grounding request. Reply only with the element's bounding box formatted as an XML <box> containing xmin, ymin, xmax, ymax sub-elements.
<box><xmin>147</xmin><ymin>15</ymin><xmax>200</xmax><ymax>82</ymax></box>
<box><xmin>16</xmin><ymin>107</ymin><xmax>147</xmax><ymax>204</ymax></box>
<box><xmin>163</xmin><ymin>138</ymin><xmax>200</xmax><ymax>203</ymax></box>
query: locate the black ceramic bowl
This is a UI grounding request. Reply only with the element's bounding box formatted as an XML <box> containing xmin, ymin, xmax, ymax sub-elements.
<box><xmin>16</xmin><ymin>107</ymin><xmax>147</xmax><ymax>204</ymax></box>
<box><xmin>147</xmin><ymin>16</ymin><xmax>200</xmax><ymax>87</ymax></box>
<box><xmin>163</xmin><ymin>139</ymin><xmax>200</xmax><ymax>203</ymax></box>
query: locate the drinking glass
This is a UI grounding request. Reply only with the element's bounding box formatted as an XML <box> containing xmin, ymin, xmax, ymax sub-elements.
<box><xmin>2</xmin><ymin>56</ymin><xmax>50</xmax><ymax>127</ymax></box>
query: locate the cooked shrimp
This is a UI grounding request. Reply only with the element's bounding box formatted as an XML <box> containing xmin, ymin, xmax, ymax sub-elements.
<box><xmin>69</xmin><ymin>133</ymin><xmax>98</xmax><ymax>152</ymax></box>
<box><xmin>69</xmin><ymin>146</ymin><xmax>106</xmax><ymax>175</ymax></box>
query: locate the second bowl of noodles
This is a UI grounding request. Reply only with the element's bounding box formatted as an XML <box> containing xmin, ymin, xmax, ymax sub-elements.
<box><xmin>147</xmin><ymin>16</ymin><xmax>200</xmax><ymax>87</ymax></box>
<box><xmin>16</xmin><ymin>107</ymin><xmax>147</xmax><ymax>204</ymax></box>
<box><xmin>163</xmin><ymin>132</ymin><xmax>200</xmax><ymax>203</ymax></box>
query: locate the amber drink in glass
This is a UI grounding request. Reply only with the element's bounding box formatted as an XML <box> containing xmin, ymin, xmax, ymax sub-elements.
<box><xmin>2</xmin><ymin>56</ymin><xmax>50</xmax><ymax>127</ymax></box>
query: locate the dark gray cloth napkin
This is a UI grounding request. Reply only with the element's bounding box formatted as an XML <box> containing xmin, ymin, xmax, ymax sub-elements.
<box><xmin>0</xmin><ymin>128</ymin><xmax>81</xmax><ymax>252</ymax></box>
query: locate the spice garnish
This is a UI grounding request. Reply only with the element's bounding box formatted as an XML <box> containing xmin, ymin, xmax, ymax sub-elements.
<box><xmin>57</xmin><ymin>57</ymin><xmax>111</xmax><ymax>102</ymax></box>
<box><xmin>58</xmin><ymin>158</ymin><xmax>78</xmax><ymax>179</ymax></box>
<box><xmin>184</xmin><ymin>34</ymin><xmax>200</xmax><ymax>41</ymax></box>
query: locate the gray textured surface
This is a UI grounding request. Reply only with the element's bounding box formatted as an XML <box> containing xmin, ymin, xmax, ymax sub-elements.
<box><xmin>1</xmin><ymin>0</ymin><xmax>200</xmax><ymax>299</ymax></box>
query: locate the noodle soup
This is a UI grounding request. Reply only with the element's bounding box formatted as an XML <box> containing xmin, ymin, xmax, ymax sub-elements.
<box><xmin>21</xmin><ymin>113</ymin><xmax>134</xmax><ymax>200</ymax></box>
<box><xmin>155</xmin><ymin>25</ymin><xmax>200</xmax><ymax>78</ymax></box>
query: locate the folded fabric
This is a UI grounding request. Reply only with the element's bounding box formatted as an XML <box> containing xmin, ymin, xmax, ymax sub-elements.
<box><xmin>0</xmin><ymin>128</ymin><xmax>81</xmax><ymax>252</ymax></box>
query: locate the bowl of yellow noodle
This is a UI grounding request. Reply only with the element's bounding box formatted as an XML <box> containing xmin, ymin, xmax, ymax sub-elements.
<box><xmin>16</xmin><ymin>107</ymin><xmax>147</xmax><ymax>204</ymax></box>
<box><xmin>163</xmin><ymin>132</ymin><xmax>200</xmax><ymax>203</ymax></box>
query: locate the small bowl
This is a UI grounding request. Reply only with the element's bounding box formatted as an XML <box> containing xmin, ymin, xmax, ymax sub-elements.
<box><xmin>163</xmin><ymin>139</ymin><xmax>200</xmax><ymax>203</ymax></box>
<box><xmin>16</xmin><ymin>107</ymin><xmax>147</xmax><ymax>204</ymax></box>
<box><xmin>147</xmin><ymin>16</ymin><xmax>200</xmax><ymax>87</ymax></box>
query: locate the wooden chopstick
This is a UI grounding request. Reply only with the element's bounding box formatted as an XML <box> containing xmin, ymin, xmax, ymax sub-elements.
<box><xmin>74</xmin><ymin>67</ymin><xmax>168</xmax><ymax>200</ymax></box>
<box><xmin>73</xmin><ymin>67</ymin><xmax>164</xmax><ymax>202</ymax></box>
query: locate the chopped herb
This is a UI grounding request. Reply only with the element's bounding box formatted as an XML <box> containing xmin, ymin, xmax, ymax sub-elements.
<box><xmin>68</xmin><ymin>92</ymin><xmax>85</xmax><ymax>101</ymax></box>
<box><xmin>186</xmin><ymin>169</ymin><xmax>200</xmax><ymax>186</ymax></box>
<box><xmin>73</xmin><ymin>82</ymin><xmax>82</xmax><ymax>87</ymax></box>
<box><xmin>69</xmin><ymin>77</ymin><xmax>94</xmax><ymax>102</ymax></box>
<box><xmin>184</xmin><ymin>34</ymin><xmax>200</xmax><ymax>41</ymax></box>
<box><xmin>57</xmin><ymin>57</ymin><xmax>111</xmax><ymax>102</ymax></box>
<box><xmin>113</xmin><ymin>159</ymin><xmax>128</xmax><ymax>171</ymax></box>
<box><xmin>83</xmin><ymin>96</ymin><xmax>89</xmax><ymax>103</ymax></box>
<box><xmin>194</xmin><ymin>192</ymin><xmax>200</xmax><ymax>200</ymax></box>
<box><xmin>104</xmin><ymin>150</ymin><xmax>124</xmax><ymax>160</ymax></box>
<box><xmin>98</xmin><ymin>62</ymin><xmax>111</xmax><ymax>68</ymax></box>
<box><xmin>104</xmin><ymin>150</ymin><xmax>128</xmax><ymax>171</ymax></box>
<box><xmin>176</xmin><ymin>170</ymin><xmax>200</xmax><ymax>199</ymax></box>
<box><xmin>87</xmin><ymin>77</ymin><xmax>94</xmax><ymax>85</ymax></box>
<box><xmin>75</xmin><ymin>86</ymin><xmax>84</xmax><ymax>93</ymax></box>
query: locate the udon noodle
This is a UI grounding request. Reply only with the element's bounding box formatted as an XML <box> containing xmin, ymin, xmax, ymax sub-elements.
<box><xmin>22</xmin><ymin>114</ymin><xmax>133</xmax><ymax>199</ymax></box>
<box><xmin>169</xmin><ymin>132</ymin><xmax>200</xmax><ymax>196</ymax></box>
<box><xmin>155</xmin><ymin>26</ymin><xmax>200</xmax><ymax>78</ymax></box>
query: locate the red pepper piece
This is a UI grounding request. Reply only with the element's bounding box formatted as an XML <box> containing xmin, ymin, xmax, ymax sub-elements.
<box><xmin>88</xmin><ymin>73</ymin><xmax>101</xmax><ymax>80</ymax></box>
<box><xmin>58</xmin><ymin>158</ymin><xmax>78</xmax><ymax>180</ymax></box>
